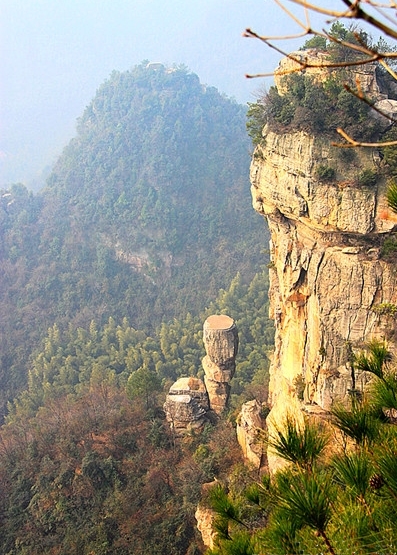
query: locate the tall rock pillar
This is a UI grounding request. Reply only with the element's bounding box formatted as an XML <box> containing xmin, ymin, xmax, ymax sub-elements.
<box><xmin>202</xmin><ymin>314</ymin><xmax>238</xmax><ymax>414</ymax></box>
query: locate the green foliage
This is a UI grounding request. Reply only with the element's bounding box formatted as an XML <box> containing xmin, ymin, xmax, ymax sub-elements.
<box><xmin>315</xmin><ymin>164</ymin><xmax>336</xmax><ymax>182</ymax></box>
<box><xmin>381</xmin><ymin>233</ymin><xmax>397</xmax><ymax>259</ymax></box>
<box><xmin>387</xmin><ymin>178</ymin><xmax>397</xmax><ymax>213</ymax></box>
<box><xmin>374</xmin><ymin>437</ymin><xmax>397</xmax><ymax>498</ymax></box>
<box><xmin>207</xmin><ymin>343</ymin><xmax>397</xmax><ymax>555</ymax></box>
<box><xmin>208</xmin><ymin>484</ymin><xmax>247</xmax><ymax>530</ymax></box>
<box><xmin>247</xmin><ymin>23</ymin><xmax>385</xmax><ymax>143</ymax></box>
<box><xmin>126</xmin><ymin>364</ymin><xmax>162</xmax><ymax>407</ymax></box>
<box><xmin>327</xmin><ymin>22</ymin><xmax>371</xmax><ymax>64</ymax></box>
<box><xmin>6</xmin><ymin>267</ymin><xmax>273</xmax><ymax>421</ymax></box>
<box><xmin>332</xmin><ymin>400</ymin><xmax>380</xmax><ymax>446</ymax></box>
<box><xmin>246</xmin><ymin>101</ymin><xmax>266</xmax><ymax>145</ymax></box>
<box><xmin>274</xmin><ymin>470</ymin><xmax>335</xmax><ymax>535</ymax></box>
<box><xmin>382</xmin><ymin>128</ymin><xmax>397</xmax><ymax>174</ymax></box>
<box><xmin>356</xmin><ymin>341</ymin><xmax>397</xmax><ymax>416</ymax></box>
<box><xmin>0</xmin><ymin>375</ymin><xmax>246</xmax><ymax>555</ymax></box>
<box><xmin>372</xmin><ymin>302</ymin><xmax>397</xmax><ymax>317</ymax></box>
<box><xmin>332</xmin><ymin>451</ymin><xmax>373</xmax><ymax>501</ymax></box>
<box><xmin>268</xmin><ymin>415</ymin><xmax>328</xmax><ymax>471</ymax></box>
<box><xmin>301</xmin><ymin>35</ymin><xmax>327</xmax><ymax>50</ymax></box>
<box><xmin>358</xmin><ymin>168</ymin><xmax>378</xmax><ymax>187</ymax></box>
<box><xmin>0</xmin><ymin>63</ymin><xmax>268</xmax><ymax>417</ymax></box>
<box><xmin>354</xmin><ymin>339</ymin><xmax>392</xmax><ymax>381</ymax></box>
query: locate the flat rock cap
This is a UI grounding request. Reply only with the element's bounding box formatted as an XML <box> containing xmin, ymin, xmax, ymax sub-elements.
<box><xmin>204</xmin><ymin>314</ymin><xmax>235</xmax><ymax>331</ymax></box>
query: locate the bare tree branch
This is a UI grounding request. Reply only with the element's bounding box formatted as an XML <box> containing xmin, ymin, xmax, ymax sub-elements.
<box><xmin>334</xmin><ymin>127</ymin><xmax>397</xmax><ymax>146</ymax></box>
<box><xmin>246</xmin><ymin>0</ymin><xmax>397</xmax><ymax>147</ymax></box>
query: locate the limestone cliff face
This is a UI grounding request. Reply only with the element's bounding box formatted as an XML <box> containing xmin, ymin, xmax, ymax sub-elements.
<box><xmin>236</xmin><ymin>399</ymin><xmax>264</xmax><ymax>468</ymax></box>
<box><xmin>251</xmin><ymin>128</ymin><xmax>397</xmax><ymax>427</ymax></box>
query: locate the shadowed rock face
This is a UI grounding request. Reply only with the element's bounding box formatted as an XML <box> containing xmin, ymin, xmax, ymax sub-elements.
<box><xmin>202</xmin><ymin>315</ymin><xmax>239</xmax><ymax>414</ymax></box>
<box><xmin>163</xmin><ymin>377</ymin><xmax>209</xmax><ymax>435</ymax></box>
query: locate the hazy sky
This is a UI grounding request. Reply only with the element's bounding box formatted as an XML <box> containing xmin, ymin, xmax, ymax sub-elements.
<box><xmin>0</xmin><ymin>0</ymin><xmax>331</xmax><ymax>187</ymax></box>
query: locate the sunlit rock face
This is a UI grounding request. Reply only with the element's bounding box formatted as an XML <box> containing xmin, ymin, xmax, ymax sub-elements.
<box><xmin>251</xmin><ymin>127</ymin><xmax>397</xmax><ymax>431</ymax></box>
<box><xmin>195</xmin><ymin>482</ymin><xmax>219</xmax><ymax>549</ymax></box>
<box><xmin>236</xmin><ymin>399</ymin><xmax>264</xmax><ymax>468</ymax></box>
<box><xmin>202</xmin><ymin>315</ymin><xmax>238</xmax><ymax>414</ymax></box>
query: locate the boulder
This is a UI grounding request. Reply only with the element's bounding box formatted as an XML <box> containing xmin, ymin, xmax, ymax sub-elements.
<box><xmin>163</xmin><ymin>377</ymin><xmax>209</xmax><ymax>435</ymax></box>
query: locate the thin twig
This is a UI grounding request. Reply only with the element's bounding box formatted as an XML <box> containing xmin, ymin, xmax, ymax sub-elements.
<box><xmin>338</xmin><ymin>81</ymin><xmax>397</xmax><ymax>135</ymax></box>
<box><xmin>340</xmin><ymin>0</ymin><xmax>397</xmax><ymax>39</ymax></box>
<box><xmin>333</xmin><ymin>128</ymin><xmax>397</xmax><ymax>147</ymax></box>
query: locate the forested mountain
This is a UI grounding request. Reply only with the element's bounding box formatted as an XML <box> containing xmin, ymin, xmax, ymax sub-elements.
<box><xmin>0</xmin><ymin>62</ymin><xmax>268</xmax><ymax>416</ymax></box>
<box><xmin>0</xmin><ymin>269</ymin><xmax>274</xmax><ymax>554</ymax></box>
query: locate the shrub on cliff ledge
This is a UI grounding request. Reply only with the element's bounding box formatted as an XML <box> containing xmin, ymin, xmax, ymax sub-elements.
<box><xmin>358</xmin><ymin>168</ymin><xmax>378</xmax><ymax>187</ymax></box>
<box><xmin>315</xmin><ymin>165</ymin><xmax>336</xmax><ymax>182</ymax></box>
<box><xmin>246</xmin><ymin>23</ymin><xmax>386</xmax><ymax>145</ymax></box>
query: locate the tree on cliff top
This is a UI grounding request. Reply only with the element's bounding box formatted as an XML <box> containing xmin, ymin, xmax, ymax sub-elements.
<box><xmin>245</xmin><ymin>0</ymin><xmax>397</xmax><ymax>148</ymax></box>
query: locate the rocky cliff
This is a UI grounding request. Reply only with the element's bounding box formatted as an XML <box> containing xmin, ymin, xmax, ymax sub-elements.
<box><xmin>250</xmin><ymin>123</ymin><xmax>397</xmax><ymax>437</ymax></box>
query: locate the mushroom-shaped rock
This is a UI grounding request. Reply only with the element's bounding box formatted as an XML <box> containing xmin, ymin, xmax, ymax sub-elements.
<box><xmin>203</xmin><ymin>315</ymin><xmax>238</xmax><ymax>367</ymax></box>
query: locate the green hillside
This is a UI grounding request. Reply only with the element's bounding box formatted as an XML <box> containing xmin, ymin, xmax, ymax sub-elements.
<box><xmin>0</xmin><ymin>62</ymin><xmax>267</xmax><ymax>415</ymax></box>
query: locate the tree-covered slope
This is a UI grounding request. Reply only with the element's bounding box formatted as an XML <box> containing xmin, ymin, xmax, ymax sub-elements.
<box><xmin>0</xmin><ymin>63</ymin><xmax>267</xmax><ymax>415</ymax></box>
<box><xmin>0</xmin><ymin>268</ymin><xmax>274</xmax><ymax>555</ymax></box>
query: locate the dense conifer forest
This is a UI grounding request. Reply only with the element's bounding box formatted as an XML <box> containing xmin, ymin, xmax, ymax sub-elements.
<box><xmin>0</xmin><ymin>62</ymin><xmax>275</xmax><ymax>554</ymax></box>
<box><xmin>0</xmin><ymin>62</ymin><xmax>269</xmax><ymax>417</ymax></box>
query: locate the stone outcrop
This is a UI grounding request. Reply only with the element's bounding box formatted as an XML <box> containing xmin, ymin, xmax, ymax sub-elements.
<box><xmin>163</xmin><ymin>377</ymin><xmax>209</xmax><ymax>435</ymax></box>
<box><xmin>202</xmin><ymin>315</ymin><xmax>239</xmax><ymax>414</ymax></box>
<box><xmin>195</xmin><ymin>482</ymin><xmax>219</xmax><ymax>550</ymax></box>
<box><xmin>236</xmin><ymin>399</ymin><xmax>265</xmax><ymax>468</ymax></box>
<box><xmin>275</xmin><ymin>49</ymin><xmax>384</xmax><ymax>100</ymax></box>
<box><xmin>164</xmin><ymin>315</ymin><xmax>238</xmax><ymax>434</ymax></box>
<box><xmin>251</xmin><ymin>123</ymin><xmax>397</xmax><ymax>430</ymax></box>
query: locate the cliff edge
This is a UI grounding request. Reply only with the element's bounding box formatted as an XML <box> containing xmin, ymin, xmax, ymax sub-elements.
<box><xmin>251</xmin><ymin>106</ymin><xmax>397</xmax><ymax>441</ymax></box>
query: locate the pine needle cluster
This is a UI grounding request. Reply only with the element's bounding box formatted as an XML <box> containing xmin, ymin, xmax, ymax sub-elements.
<box><xmin>206</xmin><ymin>341</ymin><xmax>397</xmax><ymax>555</ymax></box>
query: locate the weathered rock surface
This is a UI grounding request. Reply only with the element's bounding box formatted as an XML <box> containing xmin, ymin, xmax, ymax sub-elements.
<box><xmin>236</xmin><ymin>399</ymin><xmax>265</xmax><ymax>468</ymax></box>
<box><xmin>251</xmin><ymin>128</ymin><xmax>397</xmax><ymax>432</ymax></box>
<box><xmin>195</xmin><ymin>482</ymin><xmax>219</xmax><ymax>549</ymax></box>
<box><xmin>164</xmin><ymin>314</ymin><xmax>238</xmax><ymax>433</ymax></box>
<box><xmin>202</xmin><ymin>315</ymin><xmax>238</xmax><ymax>414</ymax></box>
<box><xmin>163</xmin><ymin>377</ymin><xmax>209</xmax><ymax>435</ymax></box>
<box><xmin>373</xmin><ymin>99</ymin><xmax>397</xmax><ymax>129</ymax></box>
